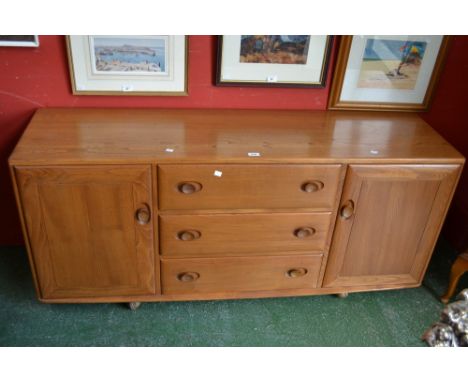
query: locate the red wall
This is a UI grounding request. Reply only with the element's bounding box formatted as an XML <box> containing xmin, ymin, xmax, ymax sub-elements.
<box><xmin>421</xmin><ymin>36</ymin><xmax>468</xmax><ymax>251</ymax></box>
<box><xmin>0</xmin><ymin>35</ymin><xmax>336</xmax><ymax>245</ymax></box>
<box><xmin>0</xmin><ymin>35</ymin><xmax>467</xmax><ymax>247</ymax></box>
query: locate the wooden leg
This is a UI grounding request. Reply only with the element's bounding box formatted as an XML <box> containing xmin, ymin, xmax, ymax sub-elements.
<box><xmin>128</xmin><ymin>302</ymin><xmax>142</xmax><ymax>311</ymax></box>
<box><xmin>337</xmin><ymin>292</ymin><xmax>349</xmax><ymax>298</ymax></box>
<box><xmin>441</xmin><ymin>253</ymin><xmax>468</xmax><ymax>304</ymax></box>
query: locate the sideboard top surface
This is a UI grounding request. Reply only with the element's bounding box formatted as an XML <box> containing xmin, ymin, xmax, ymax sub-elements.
<box><xmin>9</xmin><ymin>108</ymin><xmax>464</xmax><ymax>165</ymax></box>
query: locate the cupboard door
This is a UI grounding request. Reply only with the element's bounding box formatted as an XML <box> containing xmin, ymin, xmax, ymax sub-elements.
<box><xmin>323</xmin><ymin>165</ymin><xmax>460</xmax><ymax>289</ymax></box>
<box><xmin>16</xmin><ymin>166</ymin><xmax>155</xmax><ymax>299</ymax></box>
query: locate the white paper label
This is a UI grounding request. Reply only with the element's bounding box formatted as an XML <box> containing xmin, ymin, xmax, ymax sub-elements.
<box><xmin>266</xmin><ymin>75</ymin><xmax>278</xmax><ymax>82</ymax></box>
<box><xmin>248</xmin><ymin>152</ymin><xmax>261</xmax><ymax>157</ymax></box>
<box><xmin>121</xmin><ymin>85</ymin><xmax>134</xmax><ymax>92</ymax></box>
<box><xmin>213</xmin><ymin>170</ymin><xmax>223</xmax><ymax>177</ymax></box>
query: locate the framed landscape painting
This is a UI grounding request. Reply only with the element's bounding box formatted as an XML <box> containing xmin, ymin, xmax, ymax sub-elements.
<box><xmin>67</xmin><ymin>35</ymin><xmax>188</xmax><ymax>95</ymax></box>
<box><xmin>216</xmin><ymin>35</ymin><xmax>333</xmax><ymax>87</ymax></box>
<box><xmin>328</xmin><ymin>35</ymin><xmax>450</xmax><ymax>111</ymax></box>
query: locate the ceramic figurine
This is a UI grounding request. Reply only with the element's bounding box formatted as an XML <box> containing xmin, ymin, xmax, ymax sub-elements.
<box><xmin>422</xmin><ymin>323</ymin><xmax>458</xmax><ymax>347</ymax></box>
<box><xmin>423</xmin><ymin>288</ymin><xmax>468</xmax><ymax>346</ymax></box>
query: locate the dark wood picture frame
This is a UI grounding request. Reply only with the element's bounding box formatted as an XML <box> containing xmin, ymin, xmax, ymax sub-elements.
<box><xmin>328</xmin><ymin>36</ymin><xmax>451</xmax><ymax>112</ymax></box>
<box><xmin>0</xmin><ymin>35</ymin><xmax>39</xmax><ymax>47</ymax></box>
<box><xmin>216</xmin><ymin>35</ymin><xmax>333</xmax><ymax>88</ymax></box>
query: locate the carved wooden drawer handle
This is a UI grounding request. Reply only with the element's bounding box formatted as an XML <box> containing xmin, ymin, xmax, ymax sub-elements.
<box><xmin>286</xmin><ymin>268</ymin><xmax>308</xmax><ymax>278</ymax></box>
<box><xmin>178</xmin><ymin>181</ymin><xmax>203</xmax><ymax>194</ymax></box>
<box><xmin>177</xmin><ymin>230</ymin><xmax>202</xmax><ymax>241</ymax></box>
<box><xmin>177</xmin><ymin>272</ymin><xmax>200</xmax><ymax>282</ymax></box>
<box><xmin>301</xmin><ymin>180</ymin><xmax>324</xmax><ymax>193</ymax></box>
<box><xmin>294</xmin><ymin>227</ymin><xmax>316</xmax><ymax>238</ymax></box>
<box><xmin>135</xmin><ymin>204</ymin><xmax>151</xmax><ymax>225</ymax></box>
<box><xmin>340</xmin><ymin>200</ymin><xmax>355</xmax><ymax>220</ymax></box>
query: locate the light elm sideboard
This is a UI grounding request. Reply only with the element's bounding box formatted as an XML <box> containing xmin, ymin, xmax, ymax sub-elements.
<box><xmin>9</xmin><ymin>108</ymin><xmax>464</xmax><ymax>309</ymax></box>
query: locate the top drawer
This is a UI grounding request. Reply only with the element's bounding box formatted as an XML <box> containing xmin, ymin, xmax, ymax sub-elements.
<box><xmin>158</xmin><ymin>164</ymin><xmax>342</xmax><ymax>210</ymax></box>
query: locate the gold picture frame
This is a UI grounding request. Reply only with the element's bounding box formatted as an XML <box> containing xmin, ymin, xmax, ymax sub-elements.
<box><xmin>328</xmin><ymin>35</ymin><xmax>451</xmax><ymax>111</ymax></box>
<box><xmin>66</xmin><ymin>35</ymin><xmax>188</xmax><ymax>96</ymax></box>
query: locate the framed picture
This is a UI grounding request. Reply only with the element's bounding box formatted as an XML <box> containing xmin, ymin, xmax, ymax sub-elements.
<box><xmin>328</xmin><ymin>35</ymin><xmax>450</xmax><ymax>111</ymax></box>
<box><xmin>216</xmin><ymin>35</ymin><xmax>333</xmax><ymax>87</ymax></box>
<box><xmin>66</xmin><ymin>35</ymin><xmax>188</xmax><ymax>95</ymax></box>
<box><xmin>0</xmin><ymin>35</ymin><xmax>39</xmax><ymax>47</ymax></box>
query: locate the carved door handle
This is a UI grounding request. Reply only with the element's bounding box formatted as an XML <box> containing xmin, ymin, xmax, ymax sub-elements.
<box><xmin>177</xmin><ymin>230</ymin><xmax>202</xmax><ymax>241</ymax></box>
<box><xmin>301</xmin><ymin>180</ymin><xmax>324</xmax><ymax>193</ymax></box>
<box><xmin>178</xmin><ymin>181</ymin><xmax>203</xmax><ymax>194</ymax></box>
<box><xmin>177</xmin><ymin>272</ymin><xmax>200</xmax><ymax>282</ymax></box>
<box><xmin>340</xmin><ymin>200</ymin><xmax>355</xmax><ymax>220</ymax></box>
<box><xmin>294</xmin><ymin>227</ymin><xmax>316</xmax><ymax>238</ymax></box>
<box><xmin>135</xmin><ymin>204</ymin><xmax>151</xmax><ymax>225</ymax></box>
<box><xmin>286</xmin><ymin>268</ymin><xmax>308</xmax><ymax>278</ymax></box>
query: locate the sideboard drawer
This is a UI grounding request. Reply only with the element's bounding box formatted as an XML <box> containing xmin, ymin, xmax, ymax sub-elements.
<box><xmin>158</xmin><ymin>164</ymin><xmax>342</xmax><ymax>210</ymax></box>
<box><xmin>160</xmin><ymin>212</ymin><xmax>332</xmax><ymax>256</ymax></box>
<box><xmin>161</xmin><ymin>254</ymin><xmax>323</xmax><ymax>294</ymax></box>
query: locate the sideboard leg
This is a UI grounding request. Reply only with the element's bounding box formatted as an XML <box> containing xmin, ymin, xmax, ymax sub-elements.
<box><xmin>441</xmin><ymin>252</ymin><xmax>468</xmax><ymax>304</ymax></box>
<box><xmin>128</xmin><ymin>302</ymin><xmax>142</xmax><ymax>311</ymax></box>
<box><xmin>337</xmin><ymin>292</ymin><xmax>349</xmax><ymax>298</ymax></box>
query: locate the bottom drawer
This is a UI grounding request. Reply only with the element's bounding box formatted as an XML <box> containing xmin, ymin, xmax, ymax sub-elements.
<box><xmin>161</xmin><ymin>254</ymin><xmax>323</xmax><ymax>295</ymax></box>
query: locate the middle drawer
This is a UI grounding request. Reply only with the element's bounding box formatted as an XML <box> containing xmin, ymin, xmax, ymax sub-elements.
<box><xmin>159</xmin><ymin>212</ymin><xmax>332</xmax><ymax>256</ymax></box>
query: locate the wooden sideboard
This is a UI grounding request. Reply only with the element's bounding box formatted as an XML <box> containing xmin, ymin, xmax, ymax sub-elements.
<box><xmin>9</xmin><ymin>108</ymin><xmax>465</xmax><ymax>307</ymax></box>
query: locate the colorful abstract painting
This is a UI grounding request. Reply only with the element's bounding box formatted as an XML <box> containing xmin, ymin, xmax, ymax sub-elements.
<box><xmin>358</xmin><ymin>39</ymin><xmax>427</xmax><ymax>89</ymax></box>
<box><xmin>239</xmin><ymin>35</ymin><xmax>310</xmax><ymax>64</ymax></box>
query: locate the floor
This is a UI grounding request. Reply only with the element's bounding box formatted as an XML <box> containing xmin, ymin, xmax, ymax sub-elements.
<box><xmin>0</xmin><ymin>238</ymin><xmax>466</xmax><ymax>346</ymax></box>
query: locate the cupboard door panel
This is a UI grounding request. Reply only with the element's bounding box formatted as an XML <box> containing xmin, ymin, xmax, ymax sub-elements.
<box><xmin>16</xmin><ymin>166</ymin><xmax>155</xmax><ymax>299</ymax></box>
<box><xmin>323</xmin><ymin>165</ymin><xmax>460</xmax><ymax>288</ymax></box>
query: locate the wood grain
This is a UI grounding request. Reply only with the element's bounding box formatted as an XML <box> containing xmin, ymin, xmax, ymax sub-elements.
<box><xmin>9</xmin><ymin>108</ymin><xmax>464</xmax><ymax>166</ymax></box>
<box><xmin>9</xmin><ymin>166</ymin><xmax>43</xmax><ymax>299</ymax></box>
<box><xmin>8</xmin><ymin>108</ymin><xmax>465</xmax><ymax>305</ymax></box>
<box><xmin>158</xmin><ymin>164</ymin><xmax>342</xmax><ymax>210</ymax></box>
<box><xmin>151</xmin><ymin>165</ymin><xmax>161</xmax><ymax>294</ymax></box>
<box><xmin>36</xmin><ymin>281</ymin><xmax>423</xmax><ymax>303</ymax></box>
<box><xmin>159</xmin><ymin>212</ymin><xmax>332</xmax><ymax>256</ymax></box>
<box><xmin>323</xmin><ymin>164</ymin><xmax>461</xmax><ymax>288</ymax></box>
<box><xmin>16</xmin><ymin>166</ymin><xmax>156</xmax><ymax>298</ymax></box>
<box><xmin>161</xmin><ymin>254</ymin><xmax>323</xmax><ymax>294</ymax></box>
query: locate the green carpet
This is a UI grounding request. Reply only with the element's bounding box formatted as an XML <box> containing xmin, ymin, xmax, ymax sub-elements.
<box><xmin>0</xmin><ymin>238</ymin><xmax>466</xmax><ymax>346</ymax></box>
